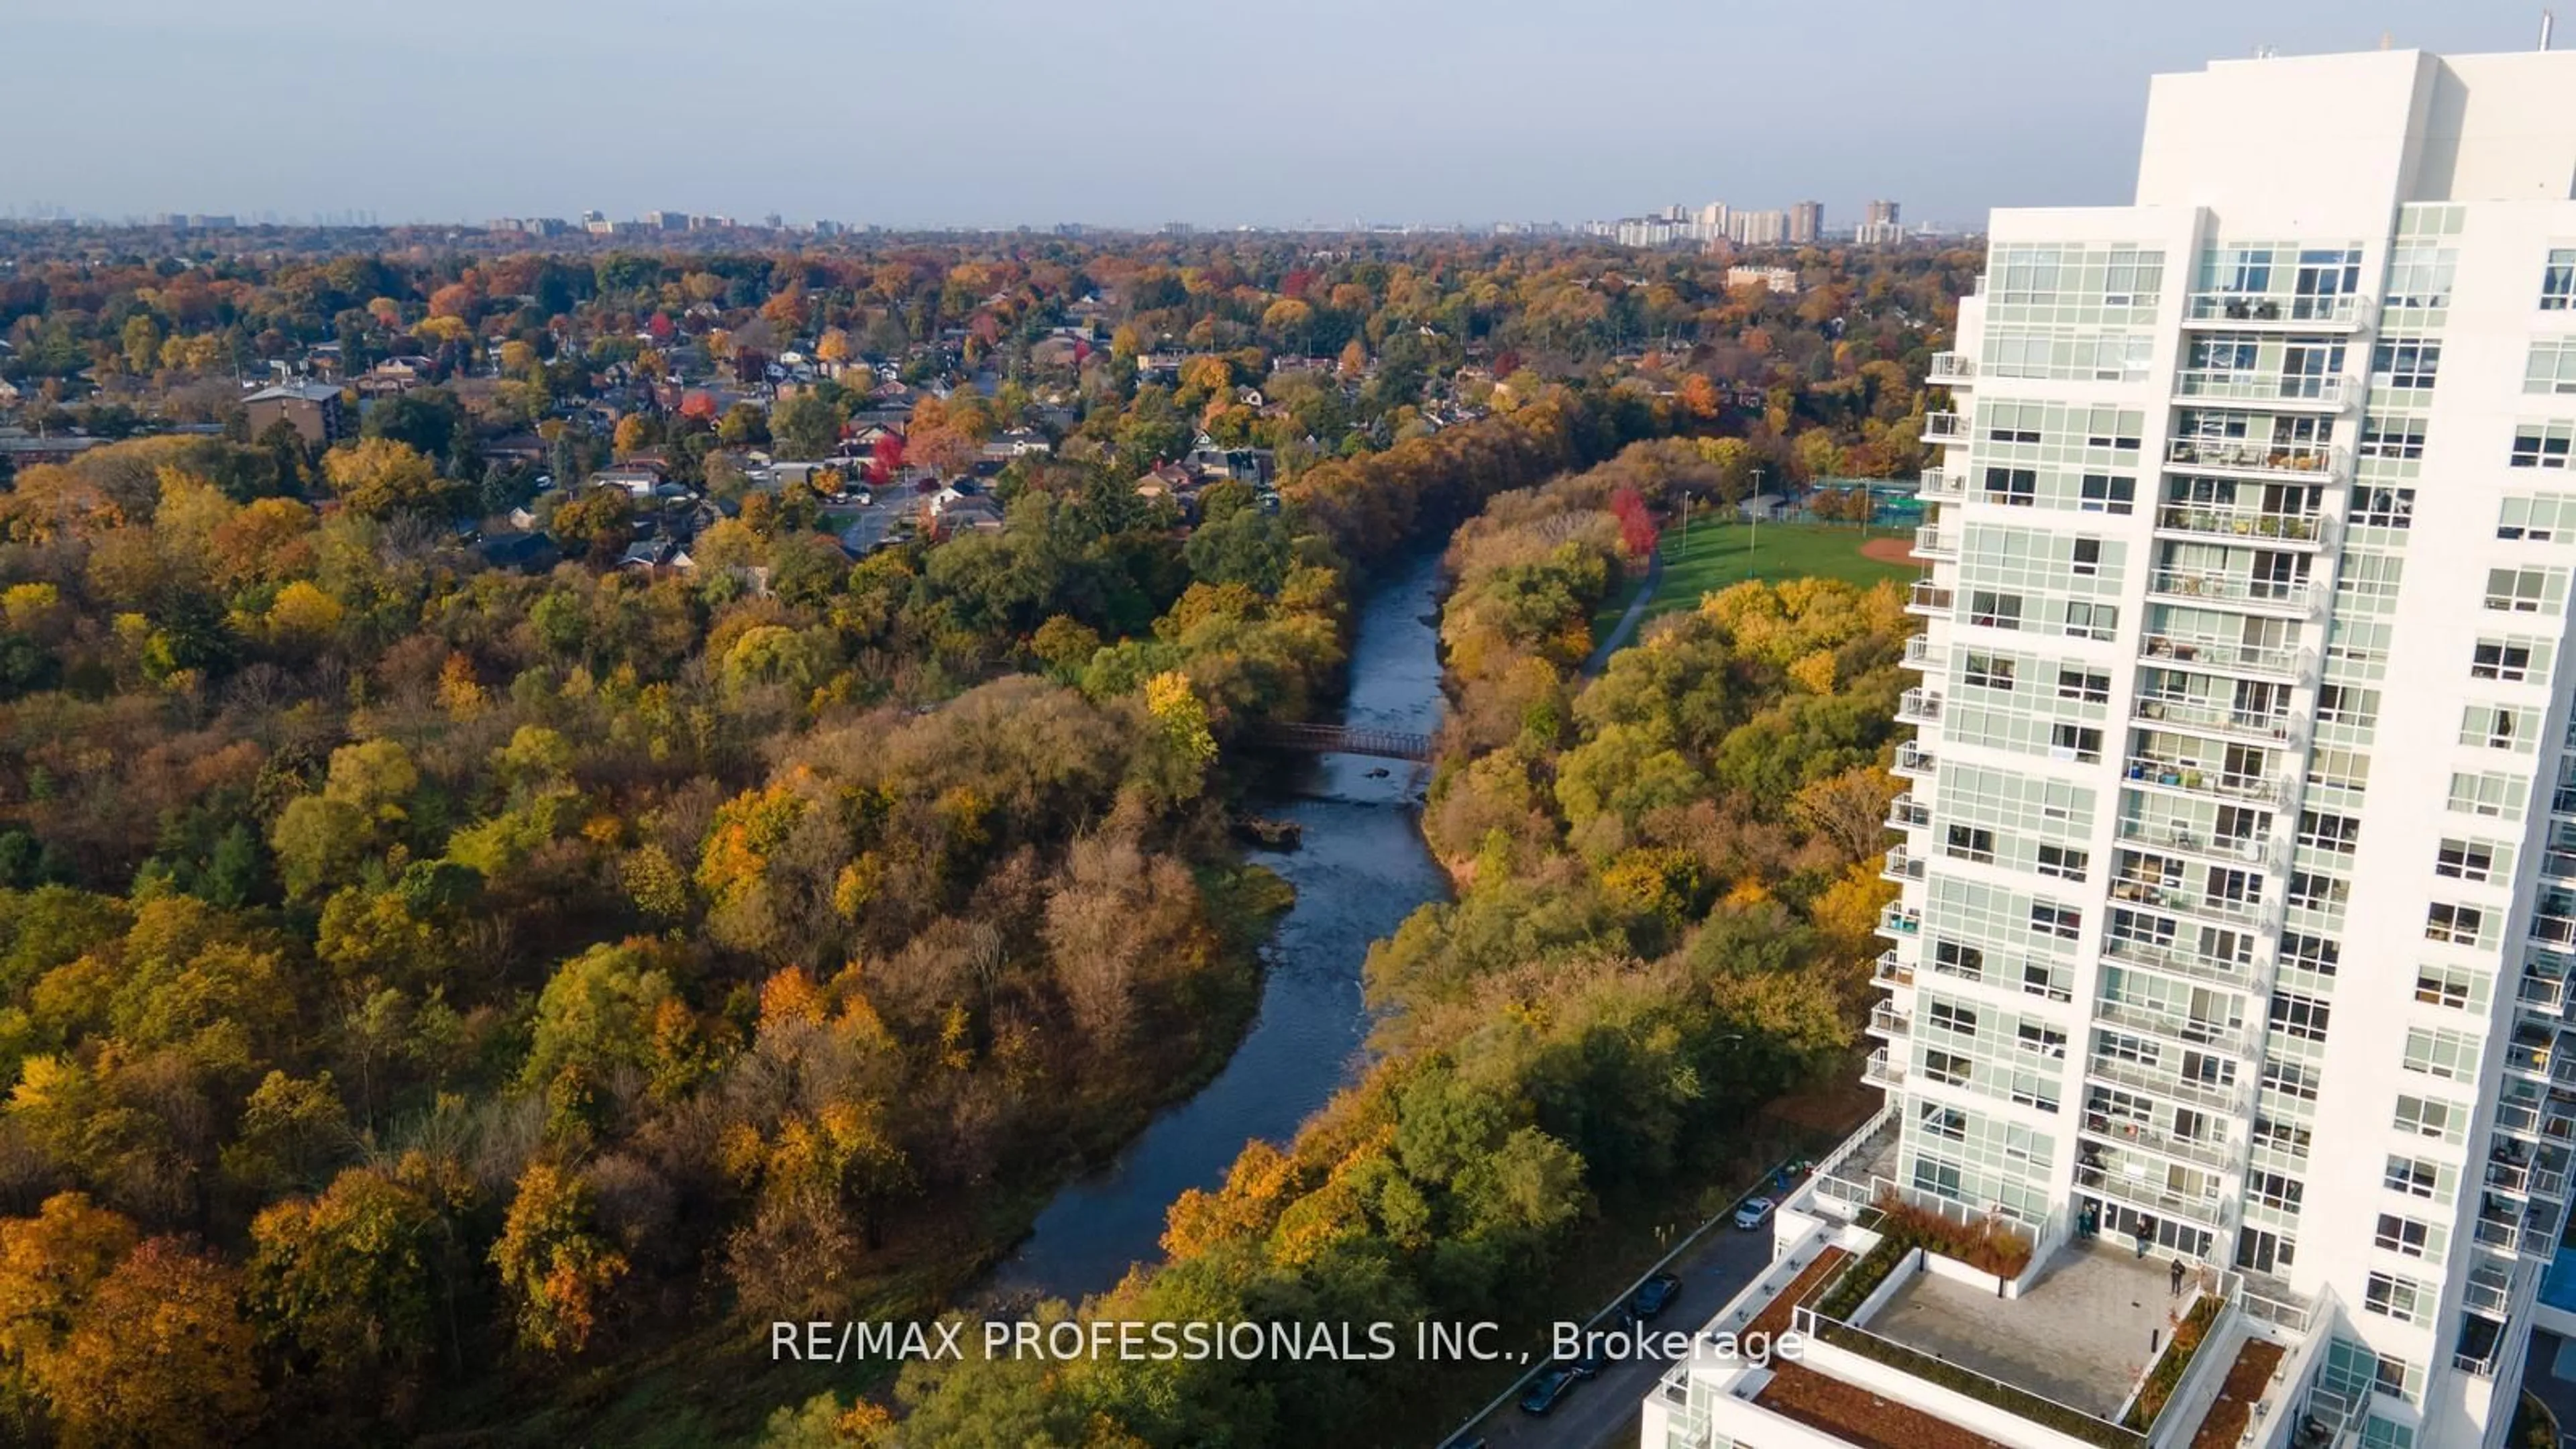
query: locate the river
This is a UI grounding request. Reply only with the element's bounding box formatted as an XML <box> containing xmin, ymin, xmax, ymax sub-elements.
<box><xmin>983</xmin><ymin>548</ymin><xmax>1453</xmax><ymax>1304</ymax></box>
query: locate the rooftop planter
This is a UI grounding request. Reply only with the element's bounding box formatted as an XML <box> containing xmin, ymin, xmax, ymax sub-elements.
<box><xmin>2122</xmin><ymin>1293</ymin><xmax>2222</xmax><ymax>1430</ymax></box>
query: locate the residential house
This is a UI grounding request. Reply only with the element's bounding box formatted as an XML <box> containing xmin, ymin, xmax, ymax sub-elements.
<box><xmin>588</xmin><ymin>464</ymin><xmax>665</xmax><ymax>497</ymax></box>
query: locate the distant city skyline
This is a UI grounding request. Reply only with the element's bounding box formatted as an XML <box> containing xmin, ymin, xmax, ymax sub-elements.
<box><xmin>0</xmin><ymin>1</ymin><xmax>2553</xmax><ymax>229</ymax></box>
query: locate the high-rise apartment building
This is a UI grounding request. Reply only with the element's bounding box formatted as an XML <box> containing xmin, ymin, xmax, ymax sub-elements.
<box><xmin>1731</xmin><ymin>209</ymin><xmax>1788</xmax><ymax>246</ymax></box>
<box><xmin>1644</xmin><ymin>46</ymin><xmax>2576</xmax><ymax>1449</ymax></box>
<box><xmin>1791</xmin><ymin>201</ymin><xmax>1825</xmax><ymax>244</ymax></box>
<box><xmin>1860</xmin><ymin>199</ymin><xmax>1907</xmax><ymax>245</ymax></box>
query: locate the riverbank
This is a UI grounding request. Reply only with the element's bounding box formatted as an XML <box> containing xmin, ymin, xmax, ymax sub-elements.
<box><xmin>982</xmin><ymin>547</ymin><xmax>1453</xmax><ymax>1305</ymax></box>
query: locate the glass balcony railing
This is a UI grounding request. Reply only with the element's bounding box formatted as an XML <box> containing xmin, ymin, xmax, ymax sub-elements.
<box><xmin>2153</xmin><ymin>503</ymin><xmax>2331</xmax><ymax>546</ymax></box>
<box><xmin>2105</xmin><ymin>876</ymin><xmax>2273</xmax><ymax>933</ymax></box>
<box><xmin>2080</xmin><ymin>1110</ymin><xmax>2237</xmax><ymax>1173</ymax></box>
<box><xmin>1913</xmin><ymin>526</ymin><xmax>1957</xmax><ymax>559</ymax></box>
<box><xmin>1922</xmin><ymin>411</ymin><xmax>1970</xmax><ymax>443</ymax></box>
<box><xmin>1918</xmin><ymin>467</ymin><xmax>1964</xmax><ymax>500</ymax></box>
<box><xmin>1882</xmin><ymin>845</ymin><xmax>1927</xmax><ymax>883</ymax></box>
<box><xmin>2085</xmin><ymin>1052</ymin><xmax>2247</xmax><ymax>1115</ymax></box>
<box><xmin>2145</xmin><ymin>569</ymin><xmax>2320</xmax><ymax>614</ymax></box>
<box><xmin>1907</xmin><ymin>581</ymin><xmax>1953</xmax><ymax>615</ymax></box>
<box><xmin>1897</xmin><ymin>688</ymin><xmax>1943</xmax><ymax>724</ymax></box>
<box><xmin>1929</xmin><ymin>352</ymin><xmax>1975</xmax><ymax>384</ymax></box>
<box><xmin>2165</xmin><ymin>436</ymin><xmax>2346</xmax><ymax>479</ymax></box>
<box><xmin>2074</xmin><ymin>1163</ymin><xmax>2235</xmax><ymax>1228</ymax></box>
<box><xmin>2131</xmin><ymin>693</ymin><xmax>2300</xmax><ymax>745</ymax></box>
<box><xmin>1867</xmin><ymin>1003</ymin><xmax>1913</xmax><ymax>1038</ymax></box>
<box><xmin>1900</xmin><ymin>635</ymin><xmax>1947</xmax><ymax>673</ymax></box>
<box><xmin>1863</xmin><ymin>1048</ymin><xmax>1907</xmax><ymax>1089</ymax></box>
<box><xmin>2184</xmin><ymin>292</ymin><xmax>2366</xmax><ymax>325</ymax></box>
<box><xmin>1893</xmin><ymin>741</ymin><xmax>1936</xmax><ymax>777</ymax></box>
<box><xmin>2100</xmin><ymin>931</ymin><xmax>2260</xmax><ymax>991</ymax></box>
<box><xmin>1878</xmin><ymin>902</ymin><xmax>1923</xmax><ymax>937</ymax></box>
<box><xmin>1873</xmin><ymin>948</ymin><xmax>1914</xmax><ymax>989</ymax></box>
<box><xmin>1886</xmin><ymin>792</ymin><xmax>1931</xmax><ymax>828</ymax></box>
<box><xmin>2171</xmin><ymin>371</ymin><xmax>2352</xmax><ymax>407</ymax></box>
<box><xmin>2114</xmin><ymin>815</ymin><xmax>2281</xmax><ymax>869</ymax></box>
<box><xmin>2092</xmin><ymin>998</ymin><xmax>2256</xmax><ymax>1057</ymax></box>
<box><xmin>2139</xmin><ymin>633</ymin><xmax>2313</xmax><ymax>682</ymax></box>
<box><xmin>2123</xmin><ymin>755</ymin><xmax>2290</xmax><ymax>804</ymax></box>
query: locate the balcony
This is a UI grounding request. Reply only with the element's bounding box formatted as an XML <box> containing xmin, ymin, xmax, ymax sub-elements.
<box><xmin>1921</xmin><ymin>410</ymin><xmax>1970</xmax><ymax>444</ymax></box>
<box><xmin>1873</xmin><ymin>948</ymin><xmax>1915</xmax><ymax>989</ymax></box>
<box><xmin>2182</xmin><ymin>291</ymin><xmax>2367</xmax><ymax>328</ymax></box>
<box><xmin>1918</xmin><ymin>467</ymin><xmax>1964</xmax><ymax>501</ymax></box>
<box><xmin>2144</xmin><ymin>569</ymin><xmax>2320</xmax><ymax>617</ymax></box>
<box><xmin>2106</xmin><ymin>875</ymin><xmax>2274</xmax><ymax>934</ymax></box>
<box><xmin>2171</xmin><ymin>370</ymin><xmax>2352</xmax><ymax>410</ymax></box>
<box><xmin>1886</xmin><ymin>791</ymin><xmax>1931</xmax><ymax>828</ymax></box>
<box><xmin>1928</xmin><ymin>352</ymin><xmax>1975</xmax><ymax>385</ymax></box>
<box><xmin>2087</xmin><ymin>1052</ymin><xmax>2247</xmax><ymax>1116</ymax></box>
<box><xmin>2124</xmin><ymin>755</ymin><xmax>2290</xmax><ymax>804</ymax></box>
<box><xmin>1893</xmin><ymin>741</ymin><xmax>1936</xmax><ymax>779</ymax></box>
<box><xmin>2075</xmin><ymin>1162</ymin><xmax>2235</xmax><ymax>1229</ymax></box>
<box><xmin>2131</xmin><ymin>693</ymin><xmax>2300</xmax><ymax>746</ymax></box>
<box><xmin>2523</xmin><ymin>961</ymin><xmax>2571</xmax><ymax>1014</ymax></box>
<box><xmin>2164</xmin><ymin>435</ymin><xmax>2346</xmax><ymax>481</ymax></box>
<box><xmin>1878</xmin><ymin>902</ymin><xmax>1923</xmax><ymax>938</ymax></box>
<box><xmin>1900</xmin><ymin>635</ymin><xmax>1947</xmax><ymax>674</ymax></box>
<box><xmin>1863</xmin><ymin>1046</ymin><xmax>1907</xmax><ymax>1089</ymax></box>
<box><xmin>2139</xmin><ymin>633</ymin><xmax>2312</xmax><ymax>684</ymax></box>
<box><xmin>1896</xmin><ymin>688</ymin><xmax>1943</xmax><ymax>725</ymax></box>
<box><xmin>1905</xmin><ymin>581</ymin><xmax>1953</xmax><ymax>618</ymax></box>
<box><xmin>1882</xmin><ymin>845</ymin><xmax>1927</xmax><ymax>884</ymax></box>
<box><xmin>2080</xmin><ymin>1109</ymin><xmax>2237</xmax><ymax>1174</ymax></box>
<box><xmin>2152</xmin><ymin>502</ymin><xmax>2331</xmax><ymax>549</ymax></box>
<box><xmin>1912</xmin><ymin>525</ymin><xmax>1957</xmax><ymax>560</ymax></box>
<box><xmin>1867</xmin><ymin>1002</ymin><xmax>1913</xmax><ymax>1039</ymax></box>
<box><xmin>2092</xmin><ymin>998</ymin><xmax>2256</xmax><ymax>1058</ymax></box>
<box><xmin>2114</xmin><ymin>815</ymin><xmax>2282</xmax><ymax>870</ymax></box>
<box><xmin>2463</xmin><ymin>1261</ymin><xmax>2517</xmax><ymax>1316</ymax></box>
<box><xmin>2100</xmin><ymin>932</ymin><xmax>2260</xmax><ymax>991</ymax></box>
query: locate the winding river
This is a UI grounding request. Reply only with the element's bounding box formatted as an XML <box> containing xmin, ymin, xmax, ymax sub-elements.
<box><xmin>984</xmin><ymin>549</ymin><xmax>1453</xmax><ymax>1304</ymax></box>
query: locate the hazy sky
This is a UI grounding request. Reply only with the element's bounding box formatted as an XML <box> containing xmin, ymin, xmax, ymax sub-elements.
<box><xmin>1</xmin><ymin>0</ymin><xmax>2557</xmax><ymax>229</ymax></box>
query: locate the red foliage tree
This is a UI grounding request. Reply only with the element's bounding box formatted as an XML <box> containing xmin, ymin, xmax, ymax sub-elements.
<box><xmin>867</xmin><ymin>432</ymin><xmax>905</xmax><ymax>484</ymax></box>
<box><xmin>1610</xmin><ymin>485</ymin><xmax>1660</xmax><ymax>559</ymax></box>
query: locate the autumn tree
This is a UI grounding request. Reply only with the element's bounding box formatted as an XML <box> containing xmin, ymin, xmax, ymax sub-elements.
<box><xmin>490</xmin><ymin>1163</ymin><xmax>628</xmax><ymax>1358</ymax></box>
<box><xmin>322</xmin><ymin>438</ymin><xmax>456</xmax><ymax>518</ymax></box>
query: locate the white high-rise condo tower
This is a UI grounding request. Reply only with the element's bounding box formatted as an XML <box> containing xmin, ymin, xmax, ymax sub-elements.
<box><xmin>1642</xmin><ymin>46</ymin><xmax>2576</xmax><ymax>1449</ymax></box>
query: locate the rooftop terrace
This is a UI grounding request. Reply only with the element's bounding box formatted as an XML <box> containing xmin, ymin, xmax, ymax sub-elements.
<box><xmin>1869</xmin><ymin>1241</ymin><xmax>2187</xmax><ymax>1419</ymax></box>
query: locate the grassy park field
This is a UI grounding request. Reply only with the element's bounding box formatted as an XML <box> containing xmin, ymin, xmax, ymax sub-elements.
<box><xmin>1592</xmin><ymin>518</ymin><xmax>1919</xmax><ymax>642</ymax></box>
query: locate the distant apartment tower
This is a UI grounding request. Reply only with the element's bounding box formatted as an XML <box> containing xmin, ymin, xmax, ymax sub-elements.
<box><xmin>1858</xmin><ymin>198</ymin><xmax>1908</xmax><ymax>245</ymax></box>
<box><xmin>1644</xmin><ymin>45</ymin><xmax>2576</xmax><ymax>1449</ymax></box>
<box><xmin>241</xmin><ymin>380</ymin><xmax>347</xmax><ymax>448</ymax></box>
<box><xmin>1790</xmin><ymin>201</ymin><xmax>1824</xmax><ymax>244</ymax></box>
<box><xmin>1730</xmin><ymin>209</ymin><xmax>1788</xmax><ymax>245</ymax></box>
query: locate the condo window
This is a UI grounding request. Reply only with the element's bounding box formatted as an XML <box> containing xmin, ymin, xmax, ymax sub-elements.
<box><xmin>2071</xmin><ymin>537</ymin><xmax>2102</xmax><ymax>575</ymax></box>
<box><xmin>2278</xmin><ymin>931</ymin><xmax>2340</xmax><ymax>975</ymax></box>
<box><xmin>1963</xmin><ymin>653</ymin><xmax>2015</xmax><ymax>690</ymax></box>
<box><xmin>1928</xmin><ymin>1000</ymin><xmax>1978</xmax><ymax>1035</ymax></box>
<box><xmin>2471</xmin><ymin>641</ymin><xmax>2534</xmax><ymax>682</ymax></box>
<box><xmin>1968</xmin><ymin>590</ymin><xmax>2023</xmax><ymax>630</ymax></box>
<box><xmin>2314</xmin><ymin>685</ymin><xmax>2377</xmax><ymax>727</ymax></box>
<box><xmin>2511</xmin><ymin>421</ymin><xmax>2574</xmax><ymax>469</ymax></box>
<box><xmin>2484</xmin><ymin>566</ymin><xmax>2561</xmax><ymax>612</ymax></box>
<box><xmin>2363</xmin><ymin>1271</ymin><xmax>2427</xmax><ymax>1325</ymax></box>
<box><xmin>2252</xmin><ymin>1116</ymin><xmax>2311</xmax><ymax>1159</ymax></box>
<box><xmin>2526</xmin><ymin>337</ymin><xmax>2576</xmax><ymax>395</ymax></box>
<box><xmin>1982</xmin><ymin>466</ymin><xmax>2037</xmax><ymax>504</ymax></box>
<box><xmin>2061</xmin><ymin>600</ymin><xmax>2115</xmax><ymax>641</ymax></box>
<box><xmin>2424</xmin><ymin>902</ymin><xmax>2485</xmax><ymax>946</ymax></box>
<box><xmin>2296</xmin><ymin>810</ymin><xmax>2359</xmax><ymax>855</ymax></box>
<box><xmin>2434</xmin><ymin>839</ymin><xmax>2497</xmax><ymax>882</ymax></box>
<box><xmin>2382</xmin><ymin>1155</ymin><xmax>2441</xmax><ymax>1199</ymax></box>
<box><xmin>2249</xmin><ymin>1171</ymin><xmax>2304</xmax><ymax>1212</ymax></box>
<box><xmin>2057</xmin><ymin>667</ymin><xmax>2110</xmax><ymax>703</ymax></box>
<box><xmin>2357</xmin><ymin>415</ymin><xmax>2426</xmax><ymax>460</ymax></box>
<box><xmin>2078</xmin><ymin>473</ymin><xmax>2135</xmax><ymax>514</ymax></box>
<box><xmin>2082</xmin><ymin>407</ymin><xmax>2144</xmax><ymax>450</ymax></box>
<box><xmin>2541</xmin><ymin>248</ymin><xmax>2575</xmax><ymax>310</ymax></box>
<box><xmin>2370</xmin><ymin>338</ymin><xmax>2441</xmax><ymax>390</ymax></box>
<box><xmin>1919</xmin><ymin>1102</ymin><xmax>1966</xmax><ymax>1139</ymax></box>
<box><xmin>2267</xmin><ymin>991</ymin><xmax>2330</xmax><ymax>1042</ymax></box>
<box><xmin>2261</xmin><ymin>1057</ymin><xmax>2319</xmax><ymax>1101</ymax></box>
<box><xmin>2372</xmin><ymin>1214</ymin><xmax>2432</xmax><ymax>1257</ymax></box>
<box><xmin>2284</xmin><ymin>871</ymin><xmax>2346</xmax><ymax>913</ymax></box>
<box><xmin>2015</xmin><ymin>1022</ymin><xmax>2067</xmax><ymax>1059</ymax></box>
<box><xmin>2392</xmin><ymin>1095</ymin><xmax>2460</xmax><ymax>1142</ymax></box>
<box><xmin>2030</xmin><ymin>901</ymin><xmax>2081</xmax><ymax>941</ymax></box>
<box><xmin>2348</xmin><ymin>486</ymin><xmax>2414</xmax><ymax>530</ymax></box>
<box><xmin>2412</xmin><ymin>964</ymin><xmax>2475</xmax><ymax>1010</ymax></box>
<box><xmin>1934</xmin><ymin>938</ymin><xmax>1984</xmax><ymax>977</ymax></box>
<box><xmin>2036</xmin><ymin>844</ymin><xmax>2088</xmax><ymax>881</ymax></box>
<box><xmin>2446</xmin><ymin>771</ymin><xmax>2527</xmax><ymax>819</ymax></box>
<box><xmin>1923</xmin><ymin>1049</ymin><xmax>1972</xmax><ymax>1086</ymax></box>
<box><xmin>1945</xmin><ymin>824</ymin><xmax>1996</xmax><ymax>864</ymax></box>
<box><xmin>2049</xmin><ymin>723</ymin><xmax>2102</xmax><ymax>763</ymax></box>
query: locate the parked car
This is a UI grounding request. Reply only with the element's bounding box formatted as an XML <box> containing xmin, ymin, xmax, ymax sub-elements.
<box><xmin>1735</xmin><ymin>1196</ymin><xmax>1777</xmax><ymax>1230</ymax></box>
<box><xmin>1570</xmin><ymin>1344</ymin><xmax>1606</xmax><ymax>1379</ymax></box>
<box><xmin>1631</xmin><ymin>1271</ymin><xmax>1683</xmax><ymax>1318</ymax></box>
<box><xmin>1518</xmin><ymin>1368</ymin><xmax>1578</xmax><ymax>1416</ymax></box>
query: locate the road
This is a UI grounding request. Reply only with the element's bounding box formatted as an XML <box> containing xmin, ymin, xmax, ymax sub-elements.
<box><xmin>1449</xmin><ymin>1212</ymin><xmax>1779</xmax><ymax>1449</ymax></box>
<box><xmin>833</xmin><ymin>489</ymin><xmax>914</xmax><ymax>555</ymax></box>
